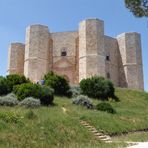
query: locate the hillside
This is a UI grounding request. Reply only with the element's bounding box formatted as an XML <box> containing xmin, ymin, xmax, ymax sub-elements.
<box><xmin>0</xmin><ymin>88</ymin><xmax>148</xmax><ymax>148</ymax></box>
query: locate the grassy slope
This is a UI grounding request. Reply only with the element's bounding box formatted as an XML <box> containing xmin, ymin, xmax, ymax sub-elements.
<box><xmin>0</xmin><ymin>88</ymin><xmax>148</xmax><ymax>147</ymax></box>
<box><xmin>76</xmin><ymin>88</ymin><xmax>148</xmax><ymax>135</ymax></box>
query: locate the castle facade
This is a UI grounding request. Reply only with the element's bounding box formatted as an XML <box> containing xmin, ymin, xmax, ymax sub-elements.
<box><xmin>7</xmin><ymin>18</ymin><xmax>144</xmax><ymax>90</ymax></box>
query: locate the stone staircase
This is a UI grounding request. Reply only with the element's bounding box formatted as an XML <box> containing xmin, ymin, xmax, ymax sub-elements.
<box><xmin>80</xmin><ymin>120</ymin><xmax>112</xmax><ymax>143</ymax></box>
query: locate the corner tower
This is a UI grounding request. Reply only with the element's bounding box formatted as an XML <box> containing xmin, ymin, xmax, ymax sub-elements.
<box><xmin>79</xmin><ymin>19</ymin><xmax>105</xmax><ymax>81</ymax></box>
<box><xmin>7</xmin><ymin>43</ymin><xmax>25</xmax><ymax>75</ymax></box>
<box><xmin>117</xmin><ymin>33</ymin><xmax>144</xmax><ymax>90</ymax></box>
<box><xmin>24</xmin><ymin>25</ymin><xmax>51</xmax><ymax>82</ymax></box>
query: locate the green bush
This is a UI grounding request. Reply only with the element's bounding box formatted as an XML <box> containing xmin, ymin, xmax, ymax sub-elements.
<box><xmin>13</xmin><ymin>83</ymin><xmax>41</xmax><ymax>101</ymax></box>
<box><xmin>69</xmin><ymin>86</ymin><xmax>82</xmax><ymax>97</ymax></box>
<box><xmin>6</xmin><ymin>74</ymin><xmax>30</xmax><ymax>93</ymax></box>
<box><xmin>39</xmin><ymin>86</ymin><xmax>54</xmax><ymax>106</ymax></box>
<box><xmin>80</xmin><ymin>76</ymin><xmax>115</xmax><ymax>100</ymax></box>
<box><xmin>25</xmin><ymin>110</ymin><xmax>37</xmax><ymax>119</ymax></box>
<box><xmin>0</xmin><ymin>112</ymin><xmax>22</xmax><ymax>124</ymax></box>
<box><xmin>96</xmin><ymin>102</ymin><xmax>116</xmax><ymax>114</ymax></box>
<box><xmin>72</xmin><ymin>95</ymin><xmax>94</xmax><ymax>109</ymax></box>
<box><xmin>0</xmin><ymin>77</ymin><xmax>8</xmax><ymax>96</ymax></box>
<box><xmin>44</xmin><ymin>71</ymin><xmax>70</xmax><ymax>96</ymax></box>
<box><xmin>19</xmin><ymin>97</ymin><xmax>41</xmax><ymax>108</ymax></box>
<box><xmin>13</xmin><ymin>83</ymin><xmax>54</xmax><ymax>106</ymax></box>
<box><xmin>0</xmin><ymin>93</ymin><xmax>18</xmax><ymax>106</ymax></box>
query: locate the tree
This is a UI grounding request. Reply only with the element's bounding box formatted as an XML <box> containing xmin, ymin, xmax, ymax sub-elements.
<box><xmin>43</xmin><ymin>71</ymin><xmax>70</xmax><ymax>96</ymax></box>
<box><xmin>125</xmin><ymin>0</ymin><xmax>148</xmax><ymax>17</ymax></box>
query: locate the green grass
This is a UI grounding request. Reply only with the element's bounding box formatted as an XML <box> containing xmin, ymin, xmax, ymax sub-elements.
<box><xmin>112</xmin><ymin>132</ymin><xmax>148</xmax><ymax>142</ymax></box>
<box><xmin>0</xmin><ymin>88</ymin><xmax>148</xmax><ymax>147</ymax></box>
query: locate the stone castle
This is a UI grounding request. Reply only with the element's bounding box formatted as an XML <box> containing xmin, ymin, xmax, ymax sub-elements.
<box><xmin>7</xmin><ymin>18</ymin><xmax>144</xmax><ymax>90</ymax></box>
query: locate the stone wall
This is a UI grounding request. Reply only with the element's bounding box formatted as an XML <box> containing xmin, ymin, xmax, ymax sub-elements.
<box><xmin>24</xmin><ymin>25</ymin><xmax>50</xmax><ymax>82</ymax></box>
<box><xmin>117</xmin><ymin>33</ymin><xmax>144</xmax><ymax>90</ymax></box>
<box><xmin>7</xmin><ymin>43</ymin><xmax>25</xmax><ymax>75</ymax></box>
<box><xmin>79</xmin><ymin>19</ymin><xmax>106</xmax><ymax>82</ymax></box>
<box><xmin>51</xmin><ymin>32</ymin><xmax>78</xmax><ymax>84</ymax></box>
<box><xmin>104</xmin><ymin>36</ymin><xmax>119</xmax><ymax>86</ymax></box>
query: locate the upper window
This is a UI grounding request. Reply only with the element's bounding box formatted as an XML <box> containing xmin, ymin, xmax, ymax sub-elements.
<box><xmin>106</xmin><ymin>52</ymin><xmax>110</xmax><ymax>61</ymax></box>
<box><xmin>61</xmin><ymin>48</ymin><xmax>67</xmax><ymax>57</ymax></box>
<box><xmin>106</xmin><ymin>55</ymin><xmax>110</xmax><ymax>61</ymax></box>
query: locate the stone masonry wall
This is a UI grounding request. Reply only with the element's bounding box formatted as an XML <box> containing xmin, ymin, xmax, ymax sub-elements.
<box><xmin>79</xmin><ymin>19</ymin><xmax>106</xmax><ymax>82</ymax></box>
<box><xmin>24</xmin><ymin>25</ymin><xmax>50</xmax><ymax>82</ymax></box>
<box><xmin>117</xmin><ymin>33</ymin><xmax>144</xmax><ymax>90</ymax></box>
<box><xmin>51</xmin><ymin>32</ymin><xmax>78</xmax><ymax>84</ymax></box>
<box><xmin>104</xmin><ymin>36</ymin><xmax>119</xmax><ymax>86</ymax></box>
<box><xmin>7</xmin><ymin>43</ymin><xmax>25</xmax><ymax>75</ymax></box>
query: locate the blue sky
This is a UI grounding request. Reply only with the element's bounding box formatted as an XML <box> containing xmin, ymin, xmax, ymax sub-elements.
<box><xmin>0</xmin><ymin>0</ymin><xmax>147</xmax><ymax>91</ymax></box>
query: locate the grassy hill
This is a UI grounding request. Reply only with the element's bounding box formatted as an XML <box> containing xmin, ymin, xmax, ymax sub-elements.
<box><xmin>0</xmin><ymin>88</ymin><xmax>148</xmax><ymax>148</ymax></box>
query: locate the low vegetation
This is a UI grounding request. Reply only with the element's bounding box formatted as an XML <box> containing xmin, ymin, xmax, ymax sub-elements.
<box><xmin>80</xmin><ymin>76</ymin><xmax>115</xmax><ymax>100</ymax></box>
<box><xmin>69</xmin><ymin>85</ymin><xmax>81</xmax><ymax>97</ymax></box>
<box><xmin>0</xmin><ymin>77</ymin><xmax>8</xmax><ymax>95</ymax></box>
<box><xmin>19</xmin><ymin>97</ymin><xmax>41</xmax><ymax>108</ymax></box>
<box><xmin>44</xmin><ymin>71</ymin><xmax>71</xmax><ymax>97</ymax></box>
<box><xmin>13</xmin><ymin>83</ymin><xmax>54</xmax><ymax>106</ymax></box>
<box><xmin>0</xmin><ymin>73</ymin><xmax>148</xmax><ymax>147</ymax></box>
<box><xmin>72</xmin><ymin>95</ymin><xmax>94</xmax><ymax>109</ymax></box>
<box><xmin>96</xmin><ymin>102</ymin><xmax>116</xmax><ymax>114</ymax></box>
<box><xmin>0</xmin><ymin>93</ymin><xmax>18</xmax><ymax>106</ymax></box>
<box><xmin>0</xmin><ymin>88</ymin><xmax>148</xmax><ymax>147</ymax></box>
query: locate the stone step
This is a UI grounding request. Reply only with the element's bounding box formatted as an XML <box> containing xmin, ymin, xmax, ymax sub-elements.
<box><xmin>94</xmin><ymin>133</ymin><xmax>103</xmax><ymax>136</ymax></box>
<box><xmin>80</xmin><ymin>122</ymin><xmax>88</xmax><ymax>124</ymax></box>
<box><xmin>89</xmin><ymin>127</ymin><xmax>97</xmax><ymax>130</ymax></box>
<box><xmin>105</xmin><ymin>140</ymin><xmax>112</xmax><ymax>143</ymax></box>
<box><xmin>85</xmin><ymin>125</ymin><xmax>93</xmax><ymax>128</ymax></box>
<box><xmin>99</xmin><ymin>135</ymin><xmax>110</xmax><ymax>139</ymax></box>
<box><xmin>98</xmin><ymin>130</ymin><xmax>104</xmax><ymax>133</ymax></box>
<box><xmin>101</xmin><ymin>136</ymin><xmax>111</xmax><ymax>139</ymax></box>
<box><xmin>81</xmin><ymin>123</ymin><xmax>90</xmax><ymax>126</ymax></box>
<box><xmin>80</xmin><ymin>122</ymin><xmax>88</xmax><ymax>125</ymax></box>
<box><xmin>91</xmin><ymin>130</ymin><xmax>98</xmax><ymax>133</ymax></box>
<box><xmin>100</xmin><ymin>137</ymin><xmax>111</xmax><ymax>141</ymax></box>
<box><xmin>80</xmin><ymin>120</ymin><xmax>112</xmax><ymax>143</ymax></box>
<box><xmin>101</xmin><ymin>138</ymin><xmax>112</xmax><ymax>141</ymax></box>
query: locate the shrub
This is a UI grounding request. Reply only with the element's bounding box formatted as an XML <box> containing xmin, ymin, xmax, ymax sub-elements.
<box><xmin>96</xmin><ymin>102</ymin><xmax>116</xmax><ymax>114</ymax></box>
<box><xmin>0</xmin><ymin>77</ymin><xmax>8</xmax><ymax>96</ymax></box>
<box><xmin>80</xmin><ymin>76</ymin><xmax>115</xmax><ymax>100</ymax></box>
<box><xmin>19</xmin><ymin>97</ymin><xmax>41</xmax><ymax>108</ymax></box>
<box><xmin>0</xmin><ymin>93</ymin><xmax>18</xmax><ymax>106</ymax></box>
<box><xmin>25</xmin><ymin>110</ymin><xmax>37</xmax><ymax>119</ymax></box>
<box><xmin>39</xmin><ymin>86</ymin><xmax>54</xmax><ymax>106</ymax></box>
<box><xmin>72</xmin><ymin>95</ymin><xmax>94</xmax><ymax>109</ymax></box>
<box><xmin>13</xmin><ymin>83</ymin><xmax>54</xmax><ymax>106</ymax></box>
<box><xmin>6</xmin><ymin>74</ymin><xmax>30</xmax><ymax>93</ymax></box>
<box><xmin>69</xmin><ymin>86</ymin><xmax>82</xmax><ymax>97</ymax></box>
<box><xmin>44</xmin><ymin>71</ymin><xmax>70</xmax><ymax>96</ymax></box>
<box><xmin>13</xmin><ymin>83</ymin><xmax>41</xmax><ymax>101</ymax></box>
<box><xmin>0</xmin><ymin>112</ymin><xmax>22</xmax><ymax>124</ymax></box>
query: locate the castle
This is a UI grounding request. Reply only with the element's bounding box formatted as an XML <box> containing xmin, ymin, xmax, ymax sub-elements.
<box><xmin>7</xmin><ymin>18</ymin><xmax>144</xmax><ymax>90</ymax></box>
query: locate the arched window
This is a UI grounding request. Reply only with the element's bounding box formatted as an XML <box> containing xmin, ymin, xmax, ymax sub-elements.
<box><xmin>61</xmin><ymin>48</ymin><xmax>67</xmax><ymax>56</ymax></box>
